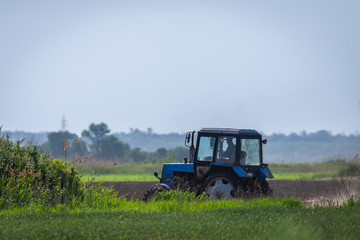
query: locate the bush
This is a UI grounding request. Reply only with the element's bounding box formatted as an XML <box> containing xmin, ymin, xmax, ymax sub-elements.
<box><xmin>338</xmin><ymin>163</ymin><xmax>360</xmax><ymax>177</ymax></box>
<box><xmin>0</xmin><ymin>133</ymin><xmax>85</xmax><ymax>209</ymax></box>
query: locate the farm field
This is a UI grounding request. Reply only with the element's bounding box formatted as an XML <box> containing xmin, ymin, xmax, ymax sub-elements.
<box><xmin>1</xmin><ymin>197</ymin><xmax>360</xmax><ymax>240</ymax></box>
<box><xmin>1</xmin><ymin>135</ymin><xmax>359</xmax><ymax>239</ymax></box>
<box><xmin>91</xmin><ymin>160</ymin><xmax>360</xmax><ymax>206</ymax></box>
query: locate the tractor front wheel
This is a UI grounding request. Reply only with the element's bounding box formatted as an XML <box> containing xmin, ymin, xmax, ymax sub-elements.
<box><xmin>200</xmin><ymin>172</ymin><xmax>238</xmax><ymax>199</ymax></box>
<box><xmin>143</xmin><ymin>187</ymin><xmax>165</xmax><ymax>202</ymax></box>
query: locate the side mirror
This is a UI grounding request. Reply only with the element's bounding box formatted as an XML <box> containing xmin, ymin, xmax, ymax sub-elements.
<box><xmin>186</xmin><ymin>133</ymin><xmax>190</xmax><ymax>143</ymax></box>
<box><xmin>185</xmin><ymin>132</ymin><xmax>191</xmax><ymax>147</ymax></box>
<box><xmin>262</xmin><ymin>139</ymin><xmax>268</xmax><ymax>144</ymax></box>
<box><xmin>154</xmin><ymin>171</ymin><xmax>161</xmax><ymax>180</ymax></box>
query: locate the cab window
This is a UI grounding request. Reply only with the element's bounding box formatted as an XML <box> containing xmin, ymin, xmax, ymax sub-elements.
<box><xmin>240</xmin><ymin>139</ymin><xmax>261</xmax><ymax>166</ymax></box>
<box><xmin>197</xmin><ymin>136</ymin><xmax>215</xmax><ymax>162</ymax></box>
<box><xmin>215</xmin><ymin>136</ymin><xmax>236</xmax><ymax>164</ymax></box>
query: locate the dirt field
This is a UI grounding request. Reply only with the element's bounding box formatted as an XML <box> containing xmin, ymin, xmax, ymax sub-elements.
<box><xmin>101</xmin><ymin>179</ymin><xmax>360</xmax><ymax>206</ymax></box>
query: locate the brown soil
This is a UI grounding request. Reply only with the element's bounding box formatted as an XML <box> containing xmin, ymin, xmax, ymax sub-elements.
<box><xmin>101</xmin><ymin>179</ymin><xmax>360</xmax><ymax>206</ymax></box>
<box><xmin>270</xmin><ymin>179</ymin><xmax>360</xmax><ymax>206</ymax></box>
<box><xmin>101</xmin><ymin>182</ymin><xmax>158</xmax><ymax>200</ymax></box>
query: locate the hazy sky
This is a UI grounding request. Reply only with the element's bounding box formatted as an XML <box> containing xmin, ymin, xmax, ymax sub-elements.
<box><xmin>1</xmin><ymin>0</ymin><xmax>359</xmax><ymax>135</ymax></box>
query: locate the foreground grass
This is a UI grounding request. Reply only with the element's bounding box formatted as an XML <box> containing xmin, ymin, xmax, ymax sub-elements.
<box><xmin>0</xmin><ymin>198</ymin><xmax>359</xmax><ymax>240</ymax></box>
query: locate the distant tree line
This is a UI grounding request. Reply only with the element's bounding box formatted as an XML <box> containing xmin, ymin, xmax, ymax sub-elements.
<box><xmin>38</xmin><ymin>123</ymin><xmax>188</xmax><ymax>163</ymax></box>
<box><xmin>116</xmin><ymin>128</ymin><xmax>360</xmax><ymax>163</ymax></box>
<box><xmin>2</xmin><ymin>126</ymin><xmax>360</xmax><ymax>163</ymax></box>
<box><xmin>264</xmin><ymin>130</ymin><xmax>360</xmax><ymax>163</ymax></box>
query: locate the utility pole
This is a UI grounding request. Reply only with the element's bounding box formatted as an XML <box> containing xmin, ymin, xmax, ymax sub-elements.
<box><xmin>61</xmin><ymin>114</ymin><xmax>67</xmax><ymax>131</ymax></box>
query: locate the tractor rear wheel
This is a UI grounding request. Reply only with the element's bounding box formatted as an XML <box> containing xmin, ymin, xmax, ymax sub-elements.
<box><xmin>260</xmin><ymin>180</ymin><xmax>273</xmax><ymax>195</ymax></box>
<box><xmin>200</xmin><ymin>172</ymin><xmax>238</xmax><ymax>199</ymax></box>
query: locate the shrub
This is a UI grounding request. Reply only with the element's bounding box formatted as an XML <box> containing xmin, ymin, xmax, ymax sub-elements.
<box><xmin>0</xmin><ymin>133</ymin><xmax>85</xmax><ymax>209</ymax></box>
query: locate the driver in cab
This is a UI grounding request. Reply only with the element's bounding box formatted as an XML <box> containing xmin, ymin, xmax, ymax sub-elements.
<box><xmin>222</xmin><ymin>137</ymin><xmax>235</xmax><ymax>162</ymax></box>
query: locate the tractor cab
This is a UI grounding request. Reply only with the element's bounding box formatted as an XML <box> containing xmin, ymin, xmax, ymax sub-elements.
<box><xmin>185</xmin><ymin>128</ymin><xmax>270</xmax><ymax>179</ymax></box>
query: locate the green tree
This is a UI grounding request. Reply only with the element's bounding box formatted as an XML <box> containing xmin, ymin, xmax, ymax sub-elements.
<box><xmin>45</xmin><ymin>131</ymin><xmax>77</xmax><ymax>158</ymax></box>
<box><xmin>98</xmin><ymin>135</ymin><xmax>130</xmax><ymax>160</ymax></box>
<box><xmin>81</xmin><ymin>123</ymin><xmax>110</xmax><ymax>156</ymax></box>
<box><xmin>167</xmin><ymin>146</ymin><xmax>188</xmax><ymax>162</ymax></box>
<box><xmin>129</xmin><ymin>148</ymin><xmax>147</xmax><ymax>162</ymax></box>
<box><xmin>156</xmin><ymin>148</ymin><xmax>167</xmax><ymax>159</ymax></box>
<box><xmin>41</xmin><ymin>131</ymin><xmax>88</xmax><ymax>159</ymax></box>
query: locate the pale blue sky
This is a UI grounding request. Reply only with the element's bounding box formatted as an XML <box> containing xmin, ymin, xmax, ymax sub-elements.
<box><xmin>1</xmin><ymin>0</ymin><xmax>359</xmax><ymax>135</ymax></box>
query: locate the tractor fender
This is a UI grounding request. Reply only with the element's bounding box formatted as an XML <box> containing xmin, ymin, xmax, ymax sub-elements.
<box><xmin>258</xmin><ymin>166</ymin><xmax>274</xmax><ymax>183</ymax></box>
<box><xmin>231</xmin><ymin>165</ymin><xmax>248</xmax><ymax>178</ymax></box>
<box><xmin>205</xmin><ymin>163</ymin><xmax>248</xmax><ymax>179</ymax></box>
<box><xmin>157</xmin><ymin>183</ymin><xmax>170</xmax><ymax>190</ymax></box>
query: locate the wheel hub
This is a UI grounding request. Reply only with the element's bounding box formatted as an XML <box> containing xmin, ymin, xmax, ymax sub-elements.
<box><xmin>205</xmin><ymin>178</ymin><xmax>235</xmax><ymax>199</ymax></box>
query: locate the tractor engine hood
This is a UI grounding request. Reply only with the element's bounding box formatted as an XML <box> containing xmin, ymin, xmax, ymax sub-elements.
<box><xmin>161</xmin><ymin>163</ymin><xmax>194</xmax><ymax>185</ymax></box>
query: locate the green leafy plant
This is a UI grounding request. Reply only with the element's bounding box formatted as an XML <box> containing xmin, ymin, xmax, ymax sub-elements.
<box><xmin>342</xmin><ymin>195</ymin><xmax>360</xmax><ymax>207</ymax></box>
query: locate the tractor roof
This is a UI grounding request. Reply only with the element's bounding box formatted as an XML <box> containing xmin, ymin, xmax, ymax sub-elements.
<box><xmin>199</xmin><ymin>128</ymin><xmax>261</xmax><ymax>136</ymax></box>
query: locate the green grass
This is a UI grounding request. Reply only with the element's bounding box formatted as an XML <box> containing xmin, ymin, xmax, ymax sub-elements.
<box><xmin>1</xmin><ymin>187</ymin><xmax>359</xmax><ymax>239</ymax></box>
<box><xmin>269</xmin><ymin>161</ymin><xmax>357</xmax><ymax>180</ymax></box>
<box><xmin>76</xmin><ymin>160</ymin><xmax>359</xmax><ymax>182</ymax></box>
<box><xmin>77</xmin><ymin>162</ymin><xmax>164</xmax><ymax>176</ymax></box>
<box><xmin>0</xmin><ymin>197</ymin><xmax>359</xmax><ymax>239</ymax></box>
<box><xmin>272</xmin><ymin>171</ymin><xmax>338</xmax><ymax>180</ymax></box>
<box><xmin>270</xmin><ymin>161</ymin><xmax>344</xmax><ymax>174</ymax></box>
<box><xmin>82</xmin><ymin>174</ymin><xmax>156</xmax><ymax>182</ymax></box>
<box><xmin>78</xmin><ymin>162</ymin><xmax>162</xmax><ymax>182</ymax></box>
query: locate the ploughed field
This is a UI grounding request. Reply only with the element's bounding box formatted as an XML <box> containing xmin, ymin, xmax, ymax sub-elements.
<box><xmin>101</xmin><ymin>179</ymin><xmax>360</xmax><ymax>206</ymax></box>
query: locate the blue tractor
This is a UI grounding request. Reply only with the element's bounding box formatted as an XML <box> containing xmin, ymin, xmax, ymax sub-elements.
<box><xmin>144</xmin><ymin>128</ymin><xmax>274</xmax><ymax>200</ymax></box>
